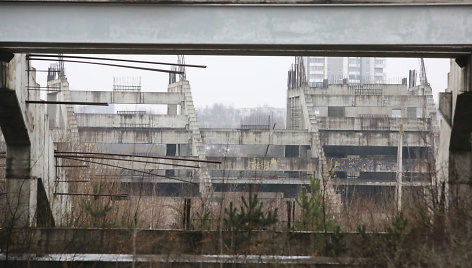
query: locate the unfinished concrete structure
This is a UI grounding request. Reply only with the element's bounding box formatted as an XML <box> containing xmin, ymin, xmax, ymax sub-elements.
<box><xmin>287</xmin><ymin>63</ymin><xmax>438</xmax><ymax>202</ymax></box>
<box><xmin>54</xmin><ymin>77</ymin><xmax>320</xmax><ymax>199</ymax></box>
<box><xmin>44</xmin><ymin>56</ymin><xmax>438</xmax><ymax>207</ymax></box>
<box><xmin>0</xmin><ymin>1</ymin><xmax>471</xmax><ymax>228</ymax></box>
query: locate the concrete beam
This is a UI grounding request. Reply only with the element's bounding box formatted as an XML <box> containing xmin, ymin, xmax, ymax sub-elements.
<box><xmin>209</xmin><ymin>156</ymin><xmax>317</xmax><ymax>171</ymax></box>
<box><xmin>70</xmin><ymin>91</ymin><xmax>182</xmax><ymax>105</ymax></box>
<box><xmin>78</xmin><ymin>128</ymin><xmax>312</xmax><ymax>145</ymax></box>
<box><xmin>76</xmin><ymin>114</ymin><xmax>188</xmax><ymax>129</ymax></box>
<box><xmin>62</xmin><ymin>156</ymin><xmax>317</xmax><ymax>173</ymax></box>
<box><xmin>309</xmin><ymin>95</ymin><xmax>427</xmax><ymax>108</ymax></box>
<box><xmin>65</xmin><ymin>158</ymin><xmax>204</xmax><ymax>171</ymax></box>
<box><xmin>320</xmin><ymin>131</ymin><xmax>431</xmax><ymax>147</ymax></box>
<box><xmin>318</xmin><ymin>117</ymin><xmax>431</xmax><ymax>132</ymax></box>
<box><xmin>333</xmin><ymin>180</ymin><xmax>429</xmax><ymax>187</ymax></box>
<box><xmin>0</xmin><ymin>3</ymin><xmax>471</xmax><ymax>56</ymax></box>
<box><xmin>201</xmin><ymin>129</ymin><xmax>312</xmax><ymax>145</ymax></box>
<box><xmin>120</xmin><ymin>177</ymin><xmax>311</xmax><ymax>185</ymax></box>
<box><xmin>78</xmin><ymin>128</ymin><xmax>191</xmax><ymax>144</ymax></box>
<box><xmin>328</xmin><ymin>157</ymin><xmax>431</xmax><ymax>173</ymax></box>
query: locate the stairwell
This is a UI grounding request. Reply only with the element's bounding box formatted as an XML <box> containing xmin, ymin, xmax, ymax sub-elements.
<box><xmin>47</xmin><ymin>77</ymin><xmax>79</xmax><ymax>144</ymax></box>
<box><xmin>299</xmin><ymin>84</ymin><xmax>341</xmax><ymax>211</ymax></box>
<box><xmin>61</xmin><ymin>81</ymin><xmax>79</xmax><ymax>143</ymax></box>
<box><xmin>177</xmin><ymin>81</ymin><xmax>212</xmax><ymax>196</ymax></box>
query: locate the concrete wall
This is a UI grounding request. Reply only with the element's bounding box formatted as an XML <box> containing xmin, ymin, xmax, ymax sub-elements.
<box><xmin>210</xmin><ymin>156</ymin><xmax>317</xmax><ymax>171</ymax></box>
<box><xmin>201</xmin><ymin>129</ymin><xmax>312</xmax><ymax>145</ymax></box>
<box><xmin>77</xmin><ymin>128</ymin><xmax>313</xmax><ymax>146</ymax></box>
<box><xmin>318</xmin><ymin>117</ymin><xmax>431</xmax><ymax>132</ymax></box>
<box><xmin>70</xmin><ymin>91</ymin><xmax>182</xmax><ymax>104</ymax></box>
<box><xmin>320</xmin><ymin>131</ymin><xmax>431</xmax><ymax>147</ymax></box>
<box><xmin>287</xmin><ymin>79</ymin><xmax>437</xmax><ymax>197</ymax></box>
<box><xmin>329</xmin><ymin>156</ymin><xmax>431</xmax><ymax>173</ymax></box>
<box><xmin>76</xmin><ymin>114</ymin><xmax>188</xmax><ymax>128</ymax></box>
<box><xmin>78</xmin><ymin>128</ymin><xmax>191</xmax><ymax>144</ymax></box>
<box><xmin>310</xmin><ymin>95</ymin><xmax>427</xmax><ymax>108</ymax></box>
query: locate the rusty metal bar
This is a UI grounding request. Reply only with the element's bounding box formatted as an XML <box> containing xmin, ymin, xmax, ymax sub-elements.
<box><xmin>26</xmin><ymin>86</ymin><xmax>60</xmax><ymax>89</ymax></box>
<box><xmin>54</xmin><ymin>180</ymin><xmax>89</xmax><ymax>183</ymax></box>
<box><xmin>27</xmin><ymin>88</ymin><xmax>61</xmax><ymax>92</ymax></box>
<box><xmin>55</xmin><ymin>154</ymin><xmax>199</xmax><ymax>169</ymax></box>
<box><xmin>26</xmin><ymin>100</ymin><xmax>108</xmax><ymax>106</ymax></box>
<box><xmin>62</xmin><ymin>156</ymin><xmax>197</xmax><ymax>184</ymax></box>
<box><xmin>26</xmin><ymin>69</ymin><xmax>62</xmax><ymax>72</ymax></box>
<box><xmin>28</xmin><ymin>54</ymin><xmax>207</xmax><ymax>69</ymax></box>
<box><xmin>28</xmin><ymin>57</ymin><xmax>184</xmax><ymax>74</ymax></box>
<box><xmin>55</xmin><ymin>165</ymin><xmax>89</xmax><ymax>168</ymax></box>
<box><xmin>55</xmin><ymin>151</ymin><xmax>221</xmax><ymax>164</ymax></box>
<box><xmin>54</xmin><ymin>192</ymin><xmax>128</xmax><ymax>197</ymax></box>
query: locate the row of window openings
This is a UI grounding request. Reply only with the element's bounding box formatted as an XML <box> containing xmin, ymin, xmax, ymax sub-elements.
<box><xmin>309</xmin><ymin>74</ymin><xmax>384</xmax><ymax>81</ymax></box>
<box><xmin>313</xmin><ymin>107</ymin><xmax>423</xmax><ymax>118</ymax></box>
<box><xmin>309</xmin><ymin>67</ymin><xmax>384</xmax><ymax>74</ymax></box>
<box><xmin>308</xmin><ymin>58</ymin><xmax>384</xmax><ymax>64</ymax></box>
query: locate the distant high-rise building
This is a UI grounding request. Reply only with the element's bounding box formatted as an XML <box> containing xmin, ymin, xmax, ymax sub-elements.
<box><xmin>305</xmin><ymin>57</ymin><xmax>386</xmax><ymax>86</ymax></box>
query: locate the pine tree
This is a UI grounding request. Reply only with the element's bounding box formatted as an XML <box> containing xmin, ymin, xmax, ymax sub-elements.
<box><xmin>295</xmin><ymin>174</ymin><xmax>335</xmax><ymax>231</ymax></box>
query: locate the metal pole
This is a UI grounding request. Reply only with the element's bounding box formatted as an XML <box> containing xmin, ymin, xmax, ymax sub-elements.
<box><xmin>396</xmin><ymin>124</ymin><xmax>403</xmax><ymax>211</ymax></box>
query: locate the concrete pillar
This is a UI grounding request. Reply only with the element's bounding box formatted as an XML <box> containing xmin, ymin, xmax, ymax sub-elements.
<box><xmin>447</xmin><ymin>55</ymin><xmax>472</xmax><ymax>204</ymax></box>
<box><xmin>5</xmin><ymin>176</ymin><xmax>34</xmax><ymax>227</ymax></box>
<box><xmin>5</xmin><ymin>145</ymin><xmax>32</xmax><ymax>224</ymax></box>
<box><xmin>0</xmin><ymin>52</ymin><xmax>35</xmax><ymax>227</ymax></box>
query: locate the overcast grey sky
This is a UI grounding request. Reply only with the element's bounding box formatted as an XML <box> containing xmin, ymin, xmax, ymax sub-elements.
<box><xmin>31</xmin><ymin>56</ymin><xmax>450</xmax><ymax>109</ymax></box>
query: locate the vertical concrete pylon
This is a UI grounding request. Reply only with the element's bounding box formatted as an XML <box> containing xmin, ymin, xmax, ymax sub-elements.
<box><xmin>0</xmin><ymin>53</ymin><xmax>60</xmax><ymax>227</ymax></box>
<box><xmin>445</xmin><ymin>55</ymin><xmax>472</xmax><ymax>204</ymax></box>
<box><xmin>0</xmin><ymin>53</ymin><xmax>35</xmax><ymax>227</ymax></box>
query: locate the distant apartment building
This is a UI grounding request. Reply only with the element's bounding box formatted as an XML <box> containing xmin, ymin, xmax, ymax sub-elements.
<box><xmin>305</xmin><ymin>57</ymin><xmax>386</xmax><ymax>86</ymax></box>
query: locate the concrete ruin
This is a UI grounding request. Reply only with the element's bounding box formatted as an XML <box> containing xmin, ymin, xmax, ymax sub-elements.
<box><xmin>1</xmin><ymin>53</ymin><xmax>469</xmax><ymax>228</ymax></box>
<box><xmin>0</xmin><ymin>1</ymin><xmax>471</xmax><ymax>228</ymax></box>
<box><xmin>287</xmin><ymin>75</ymin><xmax>438</xmax><ymax>204</ymax></box>
<box><xmin>36</xmin><ymin>56</ymin><xmax>436</xmax><ymax>210</ymax></box>
<box><xmin>55</xmin><ymin>78</ymin><xmax>321</xmax><ymax>199</ymax></box>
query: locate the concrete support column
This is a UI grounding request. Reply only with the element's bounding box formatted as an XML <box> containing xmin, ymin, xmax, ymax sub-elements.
<box><xmin>5</xmin><ymin>176</ymin><xmax>34</xmax><ymax>227</ymax></box>
<box><xmin>5</xmin><ymin>146</ymin><xmax>33</xmax><ymax>227</ymax></box>
<box><xmin>448</xmin><ymin>55</ymin><xmax>472</xmax><ymax>203</ymax></box>
<box><xmin>0</xmin><ymin>53</ymin><xmax>35</xmax><ymax>227</ymax></box>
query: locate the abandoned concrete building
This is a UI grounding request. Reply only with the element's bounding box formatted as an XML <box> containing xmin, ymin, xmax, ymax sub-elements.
<box><xmin>44</xmin><ymin>68</ymin><xmax>319</xmax><ymax>199</ymax></box>
<box><xmin>288</xmin><ymin>58</ymin><xmax>438</xmax><ymax>203</ymax></box>
<box><xmin>0</xmin><ymin>56</ymin><xmax>438</xmax><ymax>215</ymax></box>
<box><xmin>0</xmin><ymin>56</ymin><xmax>438</xmax><ymax>220</ymax></box>
<box><xmin>46</xmin><ymin>57</ymin><xmax>437</xmax><ymax>203</ymax></box>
